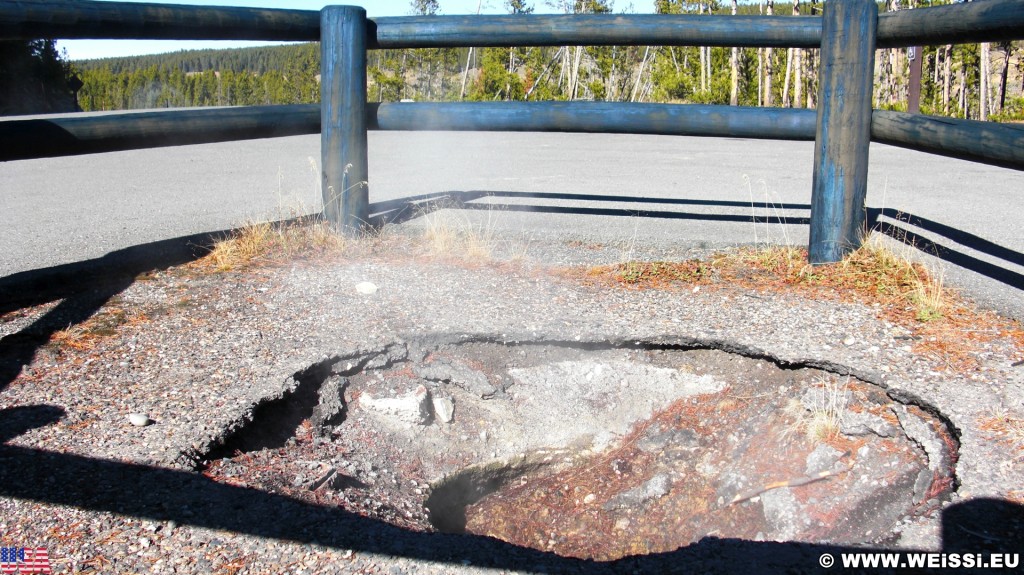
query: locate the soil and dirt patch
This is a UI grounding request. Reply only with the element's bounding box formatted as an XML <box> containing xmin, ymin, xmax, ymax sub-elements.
<box><xmin>193</xmin><ymin>338</ymin><xmax>958</xmax><ymax>562</ymax></box>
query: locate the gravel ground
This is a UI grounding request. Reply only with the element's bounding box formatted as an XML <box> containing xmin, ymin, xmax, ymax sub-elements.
<box><xmin>1</xmin><ymin>231</ymin><xmax>1022</xmax><ymax>574</ymax></box>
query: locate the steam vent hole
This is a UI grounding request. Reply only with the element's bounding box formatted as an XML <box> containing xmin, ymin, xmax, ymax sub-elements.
<box><xmin>201</xmin><ymin>340</ymin><xmax>957</xmax><ymax>562</ymax></box>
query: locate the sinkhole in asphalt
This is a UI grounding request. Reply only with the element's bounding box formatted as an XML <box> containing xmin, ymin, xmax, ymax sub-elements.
<box><xmin>199</xmin><ymin>338</ymin><xmax>958</xmax><ymax>561</ymax></box>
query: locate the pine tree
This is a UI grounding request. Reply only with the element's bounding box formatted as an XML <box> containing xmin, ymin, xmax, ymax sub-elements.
<box><xmin>410</xmin><ymin>0</ymin><xmax>439</xmax><ymax>15</ymax></box>
<box><xmin>0</xmin><ymin>39</ymin><xmax>78</xmax><ymax>115</ymax></box>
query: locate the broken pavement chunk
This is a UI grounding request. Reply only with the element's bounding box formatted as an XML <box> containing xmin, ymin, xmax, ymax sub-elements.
<box><xmin>415</xmin><ymin>359</ymin><xmax>496</xmax><ymax>398</ymax></box>
<box><xmin>360</xmin><ymin>384</ymin><xmax>431</xmax><ymax>426</ymax></box>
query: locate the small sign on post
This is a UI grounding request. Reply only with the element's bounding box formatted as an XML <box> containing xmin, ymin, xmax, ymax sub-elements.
<box><xmin>908</xmin><ymin>46</ymin><xmax>923</xmax><ymax>115</ymax></box>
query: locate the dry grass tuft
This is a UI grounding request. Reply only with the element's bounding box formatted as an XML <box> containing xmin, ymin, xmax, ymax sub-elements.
<box><xmin>199</xmin><ymin>210</ymin><xmax>519</xmax><ymax>274</ymax></box>
<box><xmin>717</xmin><ymin>235</ymin><xmax>949</xmax><ymax>322</ymax></box>
<box><xmin>835</xmin><ymin>235</ymin><xmax>949</xmax><ymax>320</ymax></box>
<box><xmin>419</xmin><ymin>208</ymin><xmax>498</xmax><ymax>261</ymax></box>
<box><xmin>783</xmin><ymin>377</ymin><xmax>849</xmax><ymax>444</ymax></box>
<box><xmin>204</xmin><ymin>217</ymin><xmax>346</xmax><ymax>271</ymax></box>
<box><xmin>201</xmin><ymin>197</ymin><xmax>524</xmax><ymax>273</ymax></box>
<box><xmin>737</xmin><ymin>245</ymin><xmax>812</xmax><ymax>280</ymax></box>
<box><xmin>596</xmin><ymin>260</ymin><xmax>713</xmax><ymax>288</ymax></box>
<box><xmin>580</xmin><ymin>233</ymin><xmax>950</xmax><ymax>324</ymax></box>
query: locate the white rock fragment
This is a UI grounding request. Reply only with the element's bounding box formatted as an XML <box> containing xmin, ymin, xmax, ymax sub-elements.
<box><xmin>355</xmin><ymin>282</ymin><xmax>378</xmax><ymax>295</ymax></box>
<box><xmin>128</xmin><ymin>413</ymin><xmax>151</xmax><ymax>427</ymax></box>
<box><xmin>360</xmin><ymin>385</ymin><xmax>431</xmax><ymax>426</ymax></box>
<box><xmin>432</xmin><ymin>396</ymin><xmax>455</xmax><ymax>423</ymax></box>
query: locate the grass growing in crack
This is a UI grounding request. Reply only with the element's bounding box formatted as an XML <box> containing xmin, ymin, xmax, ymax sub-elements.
<box><xmin>203</xmin><ymin>157</ymin><xmax>351</xmax><ymax>271</ymax></box>
<box><xmin>707</xmin><ymin>233</ymin><xmax>949</xmax><ymax>325</ymax></box>
<box><xmin>738</xmin><ymin>245</ymin><xmax>811</xmax><ymax>281</ymax></box>
<box><xmin>202</xmin><ymin>201</ymin><xmax>531</xmax><ymax>272</ymax></box>
<box><xmin>589</xmin><ymin>233</ymin><xmax>945</xmax><ymax>316</ymax></box>
<box><xmin>783</xmin><ymin>377</ymin><xmax>849</xmax><ymax>444</ymax></box>
<box><xmin>836</xmin><ymin>235</ymin><xmax>948</xmax><ymax>321</ymax></box>
<box><xmin>206</xmin><ymin>217</ymin><xmax>346</xmax><ymax>271</ymax></box>
<box><xmin>414</xmin><ymin>198</ymin><xmax>536</xmax><ymax>262</ymax></box>
<box><xmin>613</xmin><ymin>260</ymin><xmax>713</xmax><ymax>287</ymax></box>
<box><xmin>419</xmin><ymin>207</ymin><xmax>498</xmax><ymax>261</ymax></box>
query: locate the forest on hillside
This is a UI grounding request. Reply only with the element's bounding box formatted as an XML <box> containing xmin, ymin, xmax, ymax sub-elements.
<box><xmin>73</xmin><ymin>0</ymin><xmax>1024</xmax><ymax>122</ymax></box>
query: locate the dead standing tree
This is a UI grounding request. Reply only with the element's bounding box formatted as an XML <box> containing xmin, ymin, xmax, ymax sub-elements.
<box><xmin>782</xmin><ymin>0</ymin><xmax>801</xmax><ymax>107</ymax></box>
<box><xmin>980</xmin><ymin>40</ymin><xmax>990</xmax><ymax>120</ymax></box>
<box><xmin>729</xmin><ymin>0</ymin><xmax>739</xmax><ymax>105</ymax></box>
<box><xmin>805</xmin><ymin>0</ymin><xmax>819</xmax><ymax>108</ymax></box>
<box><xmin>763</xmin><ymin>0</ymin><xmax>775</xmax><ymax>107</ymax></box>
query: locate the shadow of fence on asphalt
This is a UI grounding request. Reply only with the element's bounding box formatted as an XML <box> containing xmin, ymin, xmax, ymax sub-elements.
<box><xmin>370</xmin><ymin>190</ymin><xmax>813</xmax><ymax>227</ymax></box>
<box><xmin>371</xmin><ymin>191</ymin><xmax>1024</xmax><ymax>292</ymax></box>
<box><xmin>1</xmin><ymin>405</ymin><xmax>1021</xmax><ymax>574</ymax></box>
<box><xmin>867</xmin><ymin>207</ymin><xmax>1024</xmax><ymax>291</ymax></box>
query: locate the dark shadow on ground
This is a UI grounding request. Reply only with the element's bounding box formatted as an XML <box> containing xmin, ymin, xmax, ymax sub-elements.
<box><xmin>370</xmin><ymin>191</ymin><xmax>1024</xmax><ymax>293</ymax></box>
<box><xmin>868</xmin><ymin>208</ymin><xmax>1024</xmax><ymax>291</ymax></box>
<box><xmin>370</xmin><ymin>190</ymin><xmax>812</xmax><ymax>228</ymax></box>
<box><xmin>0</xmin><ymin>230</ymin><xmax>226</xmax><ymax>391</ymax></box>
<box><xmin>1</xmin><ymin>405</ymin><xmax>1021</xmax><ymax>574</ymax></box>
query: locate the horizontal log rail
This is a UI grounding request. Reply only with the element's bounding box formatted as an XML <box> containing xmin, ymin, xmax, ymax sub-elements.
<box><xmin>2</xmin><ymin>0</ymin><xmax>1021</xmax><ymax>49</ymax></box>
<box><xmin>0</xmin><ymin>0</ymin><xmax>319</xmax><ymax>41</ymax></box>
<box><xmin>876</xmin><ymin>0</ymin><xmax>1024</xmax><ymax>48</ymax></box>
<box><xmin>0</xmin><ymin>103</ymin><xmax>817</xmax><ymax>161</ymax></box>
<box><xmin>6</xmin><ymin>104</ymin><xmax>1021</xmax><ymax>174</ymax></box>
<box><xmin>0</xmin><ymin>106</ymin><xmax>320</xmax><ymax>161</ymax></box>
<box><xmin>371</xmin><ymin>102</ymin><xmax>818</xmax><ymax>139</ymax></box>
<box><xmin>371</xmin><ymin>14</ymin><xmax>821</xmax><ymax>49</ymax></box>
<box><xmin>871</xmin><ymin>111</ymin><xmax>1024</xmax><ymax>172</ymax></box>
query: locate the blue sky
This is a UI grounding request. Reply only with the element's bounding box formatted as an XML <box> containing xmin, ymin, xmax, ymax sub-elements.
<box><xmin>59</xmin><ymin>0</ymin><xmax>632</xmax><ymax>60</ymax></box>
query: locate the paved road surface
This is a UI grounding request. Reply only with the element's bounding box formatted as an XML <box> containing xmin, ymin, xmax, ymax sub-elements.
<box><xmin>2</xmin><ymin>125</ymin><xmax>1022</xmax><ymax>319</ymax></box>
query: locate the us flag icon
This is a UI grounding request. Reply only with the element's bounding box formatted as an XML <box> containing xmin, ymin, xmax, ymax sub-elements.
<box><xmin>0</xmin><ymin>547</ymin><xmax>51</xmax><ymax>574</ymax></box>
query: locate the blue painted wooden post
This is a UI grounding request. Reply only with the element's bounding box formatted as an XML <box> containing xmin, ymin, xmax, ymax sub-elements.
<box><xmin>321</xmin><ymin>6</ymin><xmax>368</xmax><ymax>234</ymax></box>
<box><xmin>809</xmin><ymin>0</ymin><xmax>877</xmax><ymax>264</ymax></box>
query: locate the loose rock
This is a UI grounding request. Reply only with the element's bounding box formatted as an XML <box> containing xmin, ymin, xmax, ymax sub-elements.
<box><xmin>431</xmin><ymin>395</ymin><xmax>455</xmax><ymax>423</ymax></box>
<box><xmin>355</xmin><ymin>282</ymin><xmax>378</xmax><ymax>295</ymax></box>
<box><xmin>415</xmin><ymin>359</ymin><xmax>496</xmax><ymax>398</ymax></box>
<box><xmin>128</xmin><ymin>413</ymin><xmax>151</xmax><ymax>427</ymax></box>
<box><xmin>360</xmin><ymin>385</ymin><xmax>431</xmax><ymax>426</ymax></box>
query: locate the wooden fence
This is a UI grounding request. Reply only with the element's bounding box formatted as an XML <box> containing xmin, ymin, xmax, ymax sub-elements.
<box><xmin>1</xmin><ymin>0</ymin><xmax>1022</xmax><ymax>262</ymax></box>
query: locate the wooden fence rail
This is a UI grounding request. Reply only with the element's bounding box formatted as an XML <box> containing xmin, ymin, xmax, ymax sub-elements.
<box><xmin>2</xmin><ymin>0</ymin><xmax>1022</xmax><ymax>47</ymax></box>
<box><xmin>5</xmin><ymin>105</ymin><xmax>1019</xmax><ymax>170</ymax></box>
<box><xmin>1</xmin><ymin>0</ymin><xmax>1022</xmax><ymax>262</ymax></box>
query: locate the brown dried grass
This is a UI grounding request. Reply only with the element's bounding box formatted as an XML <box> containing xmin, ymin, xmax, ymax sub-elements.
<box><xmin>575</xmin><ymin>234</ymin><xmax>1024</xmax><ymax>374</ymax></box>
